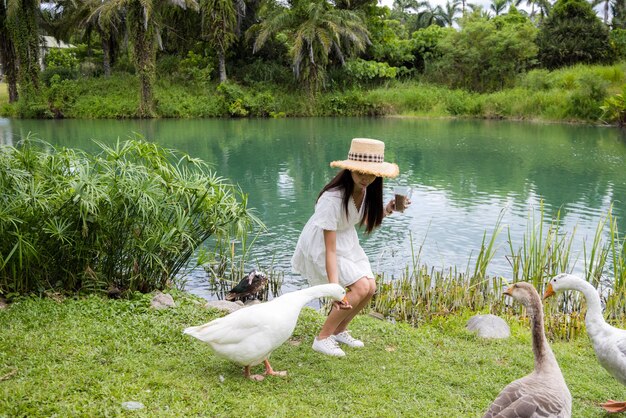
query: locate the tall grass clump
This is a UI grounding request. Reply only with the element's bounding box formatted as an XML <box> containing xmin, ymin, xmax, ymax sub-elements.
<box><xmin>371</xmin><ymin>203</ymin><xmax>626</xmax><ymax>339</ymax></box>
<box><xmin>371</xmin><ymin>225</ymin><xmax>506</xmax><ymax>327</ymax></box>
<box><xmin>506</xmin><ymin>204</ymin><xmax>574</xmax><ymax>290</ymax></box>
<box><xmin>198</xmin><ymin>231</ymin><xmax>284</xmax><ymax>301</ymax></box>
<box><xmin>0</xmin><ymin>136</ymin><xmax>259</xmax><ymax>296</ymax></box>
<box><xmin>606</xmin><ymin>210</ymin><xmax>626</xmax><ymax>320</ymax></box>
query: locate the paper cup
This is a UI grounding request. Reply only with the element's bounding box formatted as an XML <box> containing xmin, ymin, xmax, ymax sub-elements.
<box><xmin>394</xmin><ymin>186</ymin><xmax>411</xmax><ymax>212</ymax></box>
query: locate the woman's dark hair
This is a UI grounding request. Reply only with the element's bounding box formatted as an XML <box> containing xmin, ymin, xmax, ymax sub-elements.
<box><xmin>317</xmin><ymin>169</ymin><xmax>384</xmax><ymax>234</ymax></box>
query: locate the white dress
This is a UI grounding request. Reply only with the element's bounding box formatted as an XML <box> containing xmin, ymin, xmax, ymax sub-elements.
<box><xmin>291</xmin><ymin>188</ymin><xmax>374</xmax><ymax>287</ymax></box>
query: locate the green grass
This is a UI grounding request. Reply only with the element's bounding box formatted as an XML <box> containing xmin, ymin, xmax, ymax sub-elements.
<box><xmin>0</xmin><ymin>83</ymin><xmax>7</xmax><ymax>104</ymax></box>
<box><xmin>0</xmin><ymin>292</ymin><xmax>622</xmax><ymax>417</ymax></box>
<box><xmin>2</xmin><ymin>62</ymin><xmax>625</xmax><ymax>122</ymax></box>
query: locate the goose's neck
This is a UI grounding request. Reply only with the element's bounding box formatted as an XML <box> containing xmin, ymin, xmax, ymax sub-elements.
<box><xmin>279</xmin><ymin>291</ymin><xmax>315</xmax><ymax>311</ymax></box>
<box><xmin>280</xmin><ymin>287</ymin><xmax>329</xmax><ymax>311</ymax></box>
<box><xmin>574</xmin><ymin>280</ymin><xmax>606</xmax><ymax>329</ymax></box>
<box><xmin>528</xmin><ymin>298</ymin><xmax>557</xmax><ymax>371</ymax></box>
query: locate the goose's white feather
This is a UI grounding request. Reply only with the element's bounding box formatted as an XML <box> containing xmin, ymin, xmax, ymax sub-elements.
<box><xmin>184</xmin><ymin>283</ymin><xmax>346</xmax><ymax>367</ymax></box>
<box><xmin>547</xmin><ymin>274</ymin><xmax>626</xmax><ymax>386</ymax></box>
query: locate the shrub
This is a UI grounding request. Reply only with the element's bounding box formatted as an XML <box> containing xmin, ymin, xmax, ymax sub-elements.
<box><xmin>44</xmin><ymin>48</ymin><xmax>79</xmax><ymax>71</ymax></box>
<box><xmin>46</xmin><ymin>77</ymin><xmax>78</xmax><ymax>118</ymax></box>
<box><xmin>0</xmin><ymin>138</ymin><xmax>258</xmax><ymax>295</ymax></box>
<box><xmin>537</xmin><ymin>0</ymin><xmax>613</xmax><ymax>69</ymax></box>
<box><xmin>175</xmin><ymin>51</ymin><xmax>213</xmax><ymax>87</ymax></box>
<box><xmin>427</xmin><ymin>11</ymin><xmax>538</xmax><ymax>92</ymax></box>
<box><xmin>42</xmin><ymin>67</ymin><xmax>79</xmax><ymax>86</ymax></box>
<box><xmin>563</xmin><ymin>72</ymin><xmax>608</xmax><ymax>120</ymax></box>
<box><xmin>600</xmin><ymin>85</ymin><xmax>626</xmax><ymax>125</ymax></box>
<box><xmin>518</xmin><ymin>69</ymin><xmax>553</xmax><ymax>91</ymax></box>
<box><xmin>344</xmin><ymin>59</ymin><xmax>397</xmax><ymax>83</ymax></box>
<box><xmin>318</xmin><ymin>90</ymin><xmax>391</xmax><ymax>116</ymax></box>
<box><xmin>610</xmin><ymin>29</ymin><xmax>626</xmax><ymax>60</ymax></box>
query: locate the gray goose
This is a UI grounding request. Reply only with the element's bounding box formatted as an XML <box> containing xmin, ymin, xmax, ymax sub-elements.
<box><xmin>484</xmin><ymin>282</ymin><xmax>572</xmax><ymax>418</ymax></box>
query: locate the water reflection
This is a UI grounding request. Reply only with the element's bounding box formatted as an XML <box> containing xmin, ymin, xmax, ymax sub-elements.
<box><xmin>2</xmin><ymin>117</ymin><xmax>625</xmax><ymax>298</ymax></box>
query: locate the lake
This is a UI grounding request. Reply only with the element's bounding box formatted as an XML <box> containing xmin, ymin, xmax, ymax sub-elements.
<box><xmin>1</xmin><ymin>117</ymin><xmax>625</xmax><ymax>298</ymax></box>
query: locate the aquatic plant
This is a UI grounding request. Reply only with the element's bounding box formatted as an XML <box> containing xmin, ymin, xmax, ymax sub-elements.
<box><xmin>0</xmin><ymin>136</ymin><xmax>258</xmax><ymax>295</ymax></box>
<box><xmin>370</xmin><ymin>204</ymin><xmax>625</xmax><ymax>340</ymax></box>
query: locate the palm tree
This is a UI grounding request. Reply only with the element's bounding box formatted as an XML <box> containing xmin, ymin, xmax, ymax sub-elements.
<box><xmin>50</xmin><ymin>0</ymin><xmax>124</xmax><ymax>77</ymax></box>
<box><xmin>467</xmin><ymin>3</ymin><xmax>492</xmax><ymax>18</ymax></box>
<box><xmin>200</xmin><ymin>0</ymin><xmax>245</xmax><ymax>83</ymax></box>
<box><xmin>416</xmin><ymin>3</ymin><xmax>446</xmax><ymax>27</ymax></box>
<box><xmin>489</xmin><ymin>0</ymin><xmax>508</xmax><ymax>15</ymax></box>
<box><xmin>251</xmin><ymin>0</ymin><xmax>370</xmax><ymax>95</ymax></box>
<box><xmin>591</xmin><ymin>0</ymin><xmax>609</xmax><ymax>24</ymax></box>
<box><xmin>95</xmin><ymin>0</ymin><xmax>198</xmax><ymax>117</ymax></box>
<box><xmin>441</xmin><ymin>0</ymin><xmax>461</xmax><ymax>26</ymax></box>
<box><xmin>612</xmin><ymin>0</ymin><xmax>626</xmax><ymax>28</ymax></box>
<box><xmin>532</xmin><ymin>0</ymin><xmax>552</xmax><ymax>22</ymax></box>
<box><xmin>393</xmin><ymin>0</ymin><xmax>428</xmax><ymax>14</ymax></box>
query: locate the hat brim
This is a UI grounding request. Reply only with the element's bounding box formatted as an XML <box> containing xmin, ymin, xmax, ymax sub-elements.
<box><xmin>330</xmin><ymin>160</ymin><xmax>399</xmax><ymax>178</ymax></box>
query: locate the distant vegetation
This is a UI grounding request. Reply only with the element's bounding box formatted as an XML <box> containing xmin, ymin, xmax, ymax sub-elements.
<box><xmin>0</xmin><ymin>0</ymin><xmax>625</xmax><ymax>123</ymax></box>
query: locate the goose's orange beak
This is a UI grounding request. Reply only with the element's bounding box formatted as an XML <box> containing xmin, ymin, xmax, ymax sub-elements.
<box><xmin>543</xmin><ymin>283</ymin><xmax>555</xmax><ymax>299</ymax></box>
<box><xmin>341</xmin><ymin>296</ymin><xmax>349</xmax><ymax>304</ymax></box>
<box><xmin>503</xmin><ymin>287</ymin><xmax>513</xmax><ymax>296</ymax></box>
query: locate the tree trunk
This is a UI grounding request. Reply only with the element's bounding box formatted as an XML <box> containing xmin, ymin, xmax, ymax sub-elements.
<box><xmin>218</xmin><ymin>49</ymin><xmax>227</xmax><ymax>83</ymax></box>
<box><xmin>0</xmin><ymin>0</ymin><xmax>18</xmax><ymax>102</ymax></box>
<box><xmin>100</xmin><ymin>29</ymin><xmax>111</xmax><ymax>77</ymax></box>
<box><xmin>129</xmin><ymin>0</ymin><xmax>156</xmax><ymax>118</ymax></box>
<box><xmin>7</xmin><ymin>0</ymin><xmax>40</xmax><ymax>105</ymax></box>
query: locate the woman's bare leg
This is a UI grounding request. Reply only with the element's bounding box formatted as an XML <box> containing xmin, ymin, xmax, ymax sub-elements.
<box><xmin>317</xmin><ymin>277</ymin><xmax>375</xmax><ymax>339</ymax></box>
<box><xmin>334</xmin><ymin>278</ymin><xmax>376</xmax><ymax>334</ymax></box>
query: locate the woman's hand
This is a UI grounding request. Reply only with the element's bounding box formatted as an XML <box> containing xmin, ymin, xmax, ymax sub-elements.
<box><xmin>333</xmin><ymin>296</ymin><xmax>352</xmax><ymax>310</ymax></box>
<box><xmin>385</xmin><ymin>197</ymin><xmax>412</xmax><ymax>216</ymax></box>
<box><xmin>384</xmin><ymin>199</ymin><xmax>395</xmax><ymax>216</ymax></box>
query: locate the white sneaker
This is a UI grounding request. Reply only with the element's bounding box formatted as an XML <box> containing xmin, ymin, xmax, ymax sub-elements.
<box><xmin>333</xmin><ymin>331</ymin><xmax>364</xmax><ymax>348</ymax></box>
<box><xmin>312</xmin><ymin>337</ymin><xmax>346</xmax><ymax>357</ymax></box>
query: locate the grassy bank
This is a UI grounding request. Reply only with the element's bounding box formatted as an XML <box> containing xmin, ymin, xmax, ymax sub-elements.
<box><xmin>0</xmin><ymin>292</ymin><xmax>622</xmax><ymax>417</ymax></box>
<box><xmin>1</xmin><ymin>62</ymin><xmax>624</xmax><ymax>123</ymax></box>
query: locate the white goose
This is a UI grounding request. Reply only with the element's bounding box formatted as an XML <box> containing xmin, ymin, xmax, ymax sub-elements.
<box><xmin>484</xmin><ymin>282</ymin><xmax>572</xmax><ymax>418</ymax></box>
<box><xmin>184</xmin><ymin>283</ymin><xmax>346</xmax><ymax>381</ymax></box>
<box><xmin>544</xmin><ymin>273</ymin><xmax>626</xmax><ymax>413</ymax></box>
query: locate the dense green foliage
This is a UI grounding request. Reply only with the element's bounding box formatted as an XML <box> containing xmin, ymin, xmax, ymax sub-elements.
<box><xmin>601</xmin><ymin>84</ymin><xmax>626</xmax><ymax>125</ymax></box>
<box><xmin>6</xmin><ymin>62</ymin><xmax>621</xmax><ymax>122</ymax></box>
<box><xmin>537</xmin><ymin>0</ymin><xmax>613</xmax><ymax>69</ymax></box>
<box><xmin>251</xmin><ymin>0</ymin><xmax>371</xmax><ymax>94</ymax></box>
<box><xmin>0</xmin><ymin>0</ymin><xmax>621</xmax><ymax>120</ymax></box>
<box><xmin>426</xmin><ymin>8</ymin><xmax>538</xmax><ymax>92</ymax></box>
<box><xmin>0</xmin><ymin>139</ymin><xmax>258</xmax><ymax>295</ymax></box>
<box><xmin>0</xmin><ymin>292</ymin><xmax>624</xmax><ymax>416</ymax></box>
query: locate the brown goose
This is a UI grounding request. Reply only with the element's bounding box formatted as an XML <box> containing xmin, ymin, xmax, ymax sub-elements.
<box><xmin>484</xmin><ymin>282</ymin><xmax>572</xmax><ymax>418</ymax></box>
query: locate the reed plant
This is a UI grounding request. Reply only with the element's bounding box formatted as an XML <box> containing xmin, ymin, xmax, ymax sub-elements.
<box><xmin>370</xmin><ymin>223</ymin><xmax>507</xmax><ymax>327</ymax></box>
<box><xmin>200</xmin><ymin>231</ymin><xmax>284</xmax><ymax>301</ymax></box>
<box><xmin>506</xmin><ymin>203</ymin><xmax>574</xmax><ymax>290</ymax></box>
<box><xmin>0</xmin><ymin>137</ymin><xmax>258</xmax><ymax>296</ymax></box>
<box><xmin>369</xmin><ymin>203</ymin><xmax>626</xmax><ymax>340</ymax></box>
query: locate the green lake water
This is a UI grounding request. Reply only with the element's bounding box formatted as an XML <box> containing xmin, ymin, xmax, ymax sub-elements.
<box><xmin>2</xmin><ymin>117</ymin><xmax>625</xmax><ymax>297</ymax></box>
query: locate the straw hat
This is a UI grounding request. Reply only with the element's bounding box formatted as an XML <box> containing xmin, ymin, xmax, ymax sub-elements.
<box><xmin>330</xmin><ymin>138</ymin><xmax>399</xmax><ymax>178</ymax></box>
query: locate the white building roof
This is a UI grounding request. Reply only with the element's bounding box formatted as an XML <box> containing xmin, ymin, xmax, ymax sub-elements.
<box><xmin>41</xmin><ymin>35</ymin><xmax>74</xmax><ymax>49</ymax></box>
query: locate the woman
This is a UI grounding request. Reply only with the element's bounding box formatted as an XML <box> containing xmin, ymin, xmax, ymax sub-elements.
<box><xmin>291</xmin><ymin>138</ymin><xmax>403</xmax><ymax>356</ymax></box>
